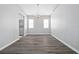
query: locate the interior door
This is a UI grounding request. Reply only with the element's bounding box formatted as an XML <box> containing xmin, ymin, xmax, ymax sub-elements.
<box><xmin>27</xmin><ymin>15</ymin><xmax>50</xmax><ymax>34</ymax></box>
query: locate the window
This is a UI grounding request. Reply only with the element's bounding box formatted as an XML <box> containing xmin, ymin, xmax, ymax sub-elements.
<box><xmin>43</xmin><ymin>19</ymin><xmax>49</xmax><ymax>28</ymax></box>
<box><xmin>29</xmin><ymin>19</ymin><xmax>34</xmax><ymax>28</ymax></box>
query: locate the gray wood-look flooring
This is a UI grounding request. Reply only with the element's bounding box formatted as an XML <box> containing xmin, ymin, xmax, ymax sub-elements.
<box><xmin>0</xmin><ymin>34</ymin><xmax>77</xmax><ymax>54</ymax></box>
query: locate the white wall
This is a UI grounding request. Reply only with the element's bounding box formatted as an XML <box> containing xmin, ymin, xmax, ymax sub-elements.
<box><xmin>0</xmin><ymin>4</ymin><xmax>27</xmax><ymax>49</ymax></box>
<box><xmin>24</xmin><ymin>15</ymin><xmax>27</xmax><ymax>36</ymax></box>
<box><xmin>51</xmin><ymin>4</ymin><xmax>79</xmax><ymax>53</ymax></box>
<box><xmin>27</xmin><ymin>15</ymin><xmax>51</xmax><ymax>34</ymax></box>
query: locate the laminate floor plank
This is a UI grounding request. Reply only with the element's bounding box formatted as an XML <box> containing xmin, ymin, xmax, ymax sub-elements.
<box><xmin>0</xmin><ymin>34</ymin><xmax>77</xmax><ymax>54</ymax></box>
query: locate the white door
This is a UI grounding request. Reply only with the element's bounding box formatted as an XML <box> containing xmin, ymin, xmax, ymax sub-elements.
<box><xmin>27</xmin><ymin>15</ymin><xmax>50</xmax><ymax>34</ymax></box>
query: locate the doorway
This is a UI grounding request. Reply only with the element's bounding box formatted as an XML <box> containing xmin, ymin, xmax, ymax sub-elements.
<box><xmin>19</xmin><ymin>15</ymin><xmax>24</xmax><ymax>36</ymax></box>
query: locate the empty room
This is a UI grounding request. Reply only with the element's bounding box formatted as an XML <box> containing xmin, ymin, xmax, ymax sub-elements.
<box><xmin>0</xmin><ymin>4</ymin><xmax>79</xmax><ymax>54</ymax></box>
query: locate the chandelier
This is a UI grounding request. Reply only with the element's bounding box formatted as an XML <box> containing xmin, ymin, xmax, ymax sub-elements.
<box><xmin>36</xmin><ymin>4</ymin><xmax>40</xmax><ymax>18</ymax></box>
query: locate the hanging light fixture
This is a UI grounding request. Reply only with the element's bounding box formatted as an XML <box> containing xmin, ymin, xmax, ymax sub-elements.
<box><xmin>36</xmin><ymin>4</ymin><xmax>40</xmax><ymax>18</ymax></box>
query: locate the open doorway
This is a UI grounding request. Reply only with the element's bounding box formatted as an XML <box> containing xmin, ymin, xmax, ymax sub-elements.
<box><xmin>19</xmin><ymin>15</ymin><xmax>25</xmax><ymax>36</ymax></box>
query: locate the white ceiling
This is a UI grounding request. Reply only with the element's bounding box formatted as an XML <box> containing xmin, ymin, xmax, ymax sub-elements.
<box><xmin>18</xmin><ymin>4</ymin><xmax>57</xmax><ymax>15</ymax></box>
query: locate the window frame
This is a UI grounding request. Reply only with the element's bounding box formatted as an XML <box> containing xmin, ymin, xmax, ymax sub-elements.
<box><xmin>43</xmin><ymin>19</ymin><xmax>49</xmax><ymax>29</ymax></box>
<box><xmin>28</xmin><ymin>19</ymin><xmax>34</xmax><ymax>29</ymax></box>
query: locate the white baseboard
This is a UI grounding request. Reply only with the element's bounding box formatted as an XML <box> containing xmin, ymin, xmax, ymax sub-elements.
<box><xmin>51</xmin><ymin>34</ymin><xmax>79</xmax><ymax>54</ymax></box>
<box><xmin>27</xmin><ymin>33</ymin><xmax>50</xmax><ymax>35</ymax></box>
<box><xmin>0</xmin><ymin>36</ymin><xmax>21</xmax><ymax>51</ymax></box>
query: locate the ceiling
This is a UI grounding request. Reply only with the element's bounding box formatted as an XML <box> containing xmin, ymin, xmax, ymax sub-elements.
<box><xmin>18</xmin><ymin>4</ymin><xmax>57</xmax><ymax>15</ymax></box>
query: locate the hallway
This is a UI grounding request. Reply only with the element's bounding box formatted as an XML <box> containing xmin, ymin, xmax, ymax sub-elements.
<box><xmin>0</xmin><ymin>4</ymin><xmax>79</xmax><ymax>54</ymax></box>
<box><xmin>0</xmin><ymin>35</ymin><xmax>76</xmax><ymax>54</ymax></box>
